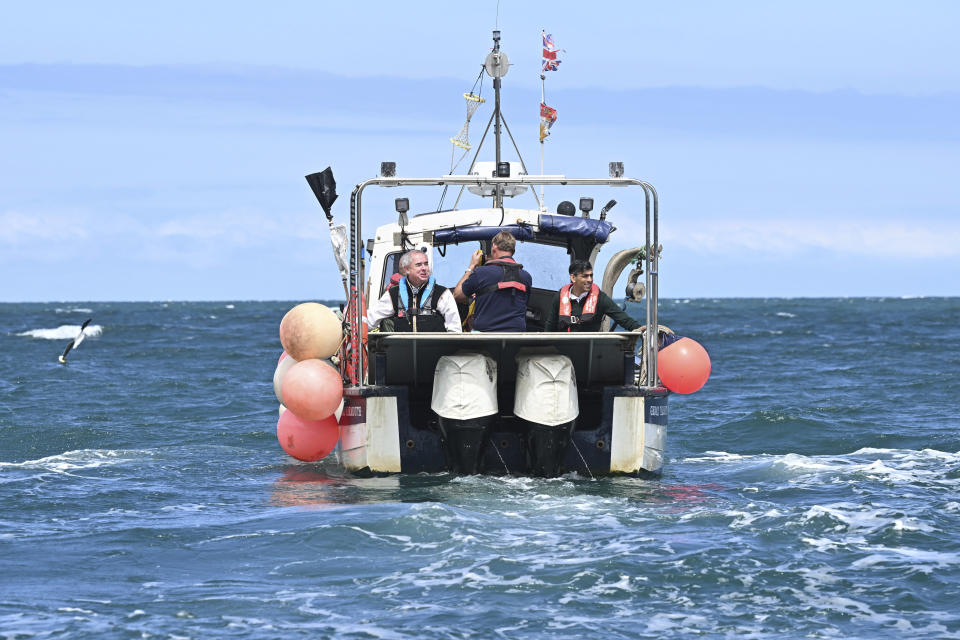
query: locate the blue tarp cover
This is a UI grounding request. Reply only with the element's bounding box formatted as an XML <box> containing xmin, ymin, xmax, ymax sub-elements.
<box><xmin>537</xmin><ymin>214</ymin><xmax>613</xmax><ymax>243</ymax></box>
<box><xmin>432</xmin><ymin>216</ymin><xmax>612</xmax><ymax>245</ymax></box>
<box><xmin>432</xmin><ymin>225</ymin><xmax>533</xmax><ymax>245</ymax></box>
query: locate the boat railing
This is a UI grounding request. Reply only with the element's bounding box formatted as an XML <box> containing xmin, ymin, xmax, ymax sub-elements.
<box><xmin>348</xmin><ymin>176</ymin><xmax>660</xmax><ymax>391</ymax></box>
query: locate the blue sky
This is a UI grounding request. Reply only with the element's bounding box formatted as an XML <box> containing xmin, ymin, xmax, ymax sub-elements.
<box><xmin>2</xmin><ymin>1</ymin><xmax>959</xmax><ymax>300</ymax></box>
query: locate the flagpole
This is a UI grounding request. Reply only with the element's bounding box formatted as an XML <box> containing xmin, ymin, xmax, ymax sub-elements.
<box><xmin>540</xmin><ymin>72</ymin><xmax>546</xmax><ymax>211</ymax></box>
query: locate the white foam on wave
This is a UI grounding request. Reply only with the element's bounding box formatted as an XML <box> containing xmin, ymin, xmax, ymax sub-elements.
<box><xmin>804</xmin><ymin>503</ymin><xmax>901</xmax><ymax>530</ymax></box>
<box><xmin>775</xmin><ymin>452</ymin><xmax>839</xmax><ymax>472</ymax></box>
<box><xmin>851</xmin><ymin>545</ymin><xmax>960</xmax><ymax>572</ymax></box>
<box><xmin>558</xmin><ymin>572</ymin><xmax>633</xmax><ymax>605</ymax></box>
<box><xmin>56</xmin><ymin>607</ymin><xmax>95</xmax><ymax>615</ymax></box>
<box><xmin>786</xmin><ymin>587</ymin><xmax>900</xmax><ymax>625</ymax></box>
<box><xmin>55</xmin><ymin>307</ymin><xmax>93</xmax><ymax>314</ymax></box>
<box><xmin>853</xmin><ymin>447</ymin><xmax>960</xmax><ymax>462</ymax></box>
<box><xmin>645</xmin><ymin>613</ymin><xmax>711</xmax><ymax>634</ymax></box>
<box><xmin>0</xmin><ymin>449</ymin><xmax>138</xmax><ymax>473</ymax></box>
<box><xmin>682</xmin><ymin>451</ymin><xmax>749</xmax><ymax>463</ymax></box>
<box><xmin>800</xmin><ymin>502</ymin><xmax>937</xmax><ymax>542</ymax></box>
<box><xmin>684</xmin><ymin>448</ymin><xmax>960</xmax><ymax>487</ymax></box>
<box><xmin>776</xmin><ymin>311</ymin><xmax>796</xmax><ymax>318</ymax></box>
<box><xmin>159</xmin><ymin>503</ymin><xmax>207</xmax><ymax>513</ymax></box>
<box><xmin>17</xmin><ymin>324</ymin><xmax>103</xmax><ymax>340</ymax></box>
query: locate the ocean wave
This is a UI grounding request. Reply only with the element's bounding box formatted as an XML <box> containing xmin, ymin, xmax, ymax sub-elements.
<box><xmin>679</xmin><ymin>448</ymin><xmax>960</xmax><ymax>488</ymax></box>
<box><xmin>16</xmin><ymin>324</ymin><xmax>103</xmax><ymax>340</ymax></box>
<box><xmin>851</xmin><ymin>545</ymin><xmax>960</xmax><ymax>572</ymax></box>
<box><xmin>800</xmin><ymin>502</ymin><xmax>935</xmax><ymax>534</ymax></box>
<box><xmin>0</xmin><ymin>448</ymin><xmax>142</xmax><ymax>473</ymax></box>
<box><xmin>55</xmin><ymin>307</ymin><xmax>93</xmax><ymax>314</ymax></box>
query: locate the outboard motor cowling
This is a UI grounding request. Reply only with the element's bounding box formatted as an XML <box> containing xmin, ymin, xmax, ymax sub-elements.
<box><xmin>431</xmin><ymin>352</ymin><xmax>498</xmax><ymax>474</ymax></box>
<box><xmin>514</xmin><ymin>349</ymin><xmax>579</xmax><ymax>477</ymax></box>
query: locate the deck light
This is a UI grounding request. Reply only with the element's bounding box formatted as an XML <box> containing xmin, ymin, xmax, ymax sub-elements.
<box><xmin>395</xmin><ymin>198</ymin><xmax>410</xmax><ymax>227</ymax></box>
<box><xmin>608</xmin><ymin>162</ymin><xmax>624</xmax><ymax>178</ymax></box>
<box><xmin>380</xmin><ymin>162</ymin><xmax>396</xmax><ymax>177</ymax></box>
<box><xmin>579</xmin><ymin>198</ymin><xmax>594</xmax><ymax>218</ymax></box>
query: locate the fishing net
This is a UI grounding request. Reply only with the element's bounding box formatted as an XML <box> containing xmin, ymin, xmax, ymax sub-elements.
<box><xmin>450</xmin><ymin>92</ymin><xmax>485</xmax><ymax>150</ymax></box>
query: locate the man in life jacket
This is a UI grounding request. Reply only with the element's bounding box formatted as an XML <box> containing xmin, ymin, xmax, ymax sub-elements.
<box><xmin>545</xmin><ymin>259</ymin><xmax>641</xmax><ymax>332</ymax></box>
<box><xmin>453</xmin><ymin>231</ymin><xmax>532</xmax><ymax>332</ymax></box>
<box><xmin>367</xmin><ymin>250</ymin><xmax>462</xmax><ymax>332</ymax></box>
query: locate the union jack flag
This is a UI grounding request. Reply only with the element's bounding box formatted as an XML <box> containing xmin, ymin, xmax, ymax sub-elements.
<box><xmin>542</xmin><ymin>31</ymin><xmax>562</xmax><ymax>72</ymax></box>
<box><xmin>542</xmin><ymin>58</ymin><xmax>561</xmax><ymax>72</ymax></box>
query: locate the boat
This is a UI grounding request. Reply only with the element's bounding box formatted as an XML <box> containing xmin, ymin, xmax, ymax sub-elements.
<box><xmin>304</xmin><ymin>31</ymin><xmax>676</xmax><ymax>478</ymax></box>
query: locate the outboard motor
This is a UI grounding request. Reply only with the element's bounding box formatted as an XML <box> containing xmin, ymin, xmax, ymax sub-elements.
<box><xmin>431</xmin><ymin>352</ymin><xmax>498</xmax><ymax>474</ymax></box>
<box><xmin>513</xmin><ymin>348</ymin><xmax>579</xmax><ymax>477</ymax></box>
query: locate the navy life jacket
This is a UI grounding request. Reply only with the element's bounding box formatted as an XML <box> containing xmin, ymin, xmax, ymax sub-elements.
<box><xmin>475</xmin><ymin>258</ymin><xmax>528</xmax><ymax>299</ymax></box>
<box><xmin>387</xmin><ymin>276</ymin><xmax>448</xmax><ymax>332</ymax></box>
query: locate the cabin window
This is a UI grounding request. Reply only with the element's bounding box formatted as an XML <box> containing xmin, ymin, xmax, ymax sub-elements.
<box><xmin>380</xmin><ymin>252</ymin><xmax>402</xmax><ymax>295</ymax></box>
<box><xmin>430</xmin><ymin>243</ymin><xmax>482</xmax><ymax>288</ymax></box>
<box><xmin>516</xmin><ymin>243</ymin><xmax>571</xmax><ymax>291</ymax></box>
<box><xmin>430</xmin><ymin>241</ymin><xmax>572</xmax><ymax>291</ymax></box>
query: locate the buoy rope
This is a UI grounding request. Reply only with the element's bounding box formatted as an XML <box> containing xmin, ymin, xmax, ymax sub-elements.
<box><xmin>636</xmin><ymin>324</ymin><xmax>675</xmax><ymax>387</ymax></box>
<box><xmin>488</xmin><ymin>437</ymin><xmax>511</xmax><ymax>476</ymax></box>
<box><xmin>570</xmin><ymin>439</ymin><xmax>595</xmax><ymax>480</ymax></box>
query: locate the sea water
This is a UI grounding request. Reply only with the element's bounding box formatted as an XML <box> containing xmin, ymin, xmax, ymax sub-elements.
<box><xmin>2</xmin><ymin>298</ymin><xmax>959</xmax><ymax>639</ymax></box>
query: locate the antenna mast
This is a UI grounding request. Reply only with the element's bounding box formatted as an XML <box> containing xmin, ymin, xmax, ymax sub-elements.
<box><xmin>455</xmin><ymin>30</ymin><xmax>541</xmax><ymax>212</ymax></box>
<box><xmin>484</xmin><ymin>29</ymin><xmax>509</xmax><ymax>207</ymax></box>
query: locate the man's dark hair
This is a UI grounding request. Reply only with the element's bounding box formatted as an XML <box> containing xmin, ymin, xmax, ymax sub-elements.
<box><xmin>569</xmin><ymin>259</ymin><xmax>593</xmax><ymax>275</ymax></box>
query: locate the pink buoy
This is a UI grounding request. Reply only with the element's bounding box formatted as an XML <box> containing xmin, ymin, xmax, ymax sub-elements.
<box><xmin>276</xmin><ymin>410</ymin><xmax>339</xmax><ymax>462</ymax></box>
<box><xmin>281</xmin><ymin>359</ymin><xmax>344</xmax><ymax>420</ymax></box>
<box><xmin>279</xmin><ymin>302</ymin><xmax>343</xmax><ymax>361</ymax></box>
<box><xmin>273</xmin><ymin>352</ymin><xmax>298</xmax><ymax>404</ymax></box>
<box><xmin>658</xmin><ymin>337</ymin><xmax>711</xmax><ymax>394</ymax></box>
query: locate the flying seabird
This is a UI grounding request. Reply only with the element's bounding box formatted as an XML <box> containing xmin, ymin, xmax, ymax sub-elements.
<box><xmin>58</xmin><ymin>318</ymin><xmax>92</xmax><ymax>364</ymax></box>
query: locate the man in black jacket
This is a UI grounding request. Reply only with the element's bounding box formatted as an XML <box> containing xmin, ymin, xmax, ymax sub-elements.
<box><xmin>545</xmin><ymin>260</ymin><xmax>641</xmax><ymax>332</ymax></box>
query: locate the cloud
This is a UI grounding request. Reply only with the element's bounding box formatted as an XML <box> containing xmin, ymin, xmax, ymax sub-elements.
<box><xmin>0</xmin><ymin>210</ymin><xmax>90</xmax><ymax>243</ymax></box>
<box><xmin>154</xmin><ymin>211</ymin><xmax>327</xmax><ymax>243</ymax></box>
<box><xmin>656</xmin><ymin>218</ymin><xmax>960</xmax><ymax>259</ymax></box>
<box><xmin>1</xmin><ymin>208</ymin><xmax>326</xmax><ymax>245</ymax></box>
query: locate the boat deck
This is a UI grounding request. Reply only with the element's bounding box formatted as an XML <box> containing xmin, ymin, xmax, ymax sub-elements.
<box><xmin>364</xmin><ymin>332</ymin><xmax>642</xmax><ymax>389</ymax></box>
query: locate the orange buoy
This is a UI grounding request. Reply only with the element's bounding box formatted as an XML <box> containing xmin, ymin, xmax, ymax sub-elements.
<box><xmin>276</xmin><ymin>410</ymin><xmax>339</xmax><ymax>462</ymax></box>
<box><xmin>281</xmin><ymin>359</ymin><xmax>344</xmax><ymax>420</ymax></box>
<box><xmin>658</xmin><ymin>337</ymin><xmax>711</xmax><ymax>394</ymax></box>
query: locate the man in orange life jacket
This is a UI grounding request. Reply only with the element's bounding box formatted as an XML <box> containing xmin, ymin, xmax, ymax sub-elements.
<box><xmin>453</xmin><ymin>231</ymin><xmax>533</xmax><ymax>332</ymax></box>
<box><xmin>545</xmin><ymin>259</ymin><xmax>641</xmax><ymax>332</ymax></box>
<box><xmin>367</xmin><ymin>250</ymin><xmax>462</xmax><ymax>332</ymax></box>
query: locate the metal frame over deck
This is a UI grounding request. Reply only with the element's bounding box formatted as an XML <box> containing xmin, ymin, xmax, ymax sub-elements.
<box><xmin>347</xmin><ymin>174</ymin><xmax>661</xmax><ymax>390</ymax></box>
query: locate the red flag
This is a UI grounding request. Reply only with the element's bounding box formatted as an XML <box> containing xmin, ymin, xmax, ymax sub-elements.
<box><xmin>539</xmin><ymin>102</ymin><xmax>557</xmax><ymax>141</ymax></box>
